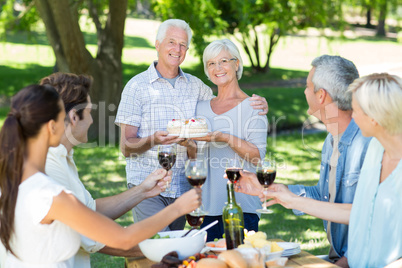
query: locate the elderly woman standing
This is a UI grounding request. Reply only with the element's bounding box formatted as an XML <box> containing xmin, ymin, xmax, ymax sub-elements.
<box><xmin>193</xmin><ymin>39</ymin><xmax>268</xmax><ymax>241</ymax></box>
<box><xmin>236</xmin><ymin>73</ymin><xmax>402</xmax><ymax>267</ymax></box>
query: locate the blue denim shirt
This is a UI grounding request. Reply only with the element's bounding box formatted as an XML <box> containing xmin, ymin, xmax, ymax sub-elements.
<box><xmin>288</xmin><ymin>119</ymin><xmax>371</xmax><ymax>258</ymax></box>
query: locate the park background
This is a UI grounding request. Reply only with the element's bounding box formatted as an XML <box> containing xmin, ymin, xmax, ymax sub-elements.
<box><xmin>0</xmin><ymin>1</ymin><xmax>401</xmax><ymax>267</ymax></box>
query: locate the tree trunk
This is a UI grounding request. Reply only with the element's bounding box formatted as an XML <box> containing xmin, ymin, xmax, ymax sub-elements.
<box><xmin>136</xmin><ymin>0</ymin><xmax>152</xmax><ymax>18</ymax></box>
<box><xmin>35</xmin><ymin>0</ymin><xmax>127</xmax><ymax>143</ymax></box>
<box><xmin>376</xmin><ymin>2</ymin><xmax>387</xmax><ymax>36</ymax></box>
<box><xmin>366</xmin><ymin>7</ymin><xmax>372</xmax><ymax>28</ymax></box>
<box><xmin>262</xmin><ymin>30</ymin><xmax>280</xmax><ymax>74</ymax></box>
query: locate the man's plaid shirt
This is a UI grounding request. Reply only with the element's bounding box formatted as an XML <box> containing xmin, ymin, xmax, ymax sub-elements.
<box><xmin>115</xmin><ymin>62</ymin><xmax>214</xmax><ymax>197</ymax></box>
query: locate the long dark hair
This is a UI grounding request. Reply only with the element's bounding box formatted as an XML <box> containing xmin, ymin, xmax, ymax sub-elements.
<box><xmin>0</xmin><ymin>84</ymin><xmax>61</xmax><ymax>256</ymax></box>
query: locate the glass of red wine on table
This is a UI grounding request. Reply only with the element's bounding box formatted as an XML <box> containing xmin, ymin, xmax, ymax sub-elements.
<box><xmin>157</xmin><ymin>144</ymin><xmax>177</xmax><ymax>193</ymax></box>
<box><xmin>256</xmin><ymin>159</ymin><xmax>277</xmax><ymax>214</ymax></box>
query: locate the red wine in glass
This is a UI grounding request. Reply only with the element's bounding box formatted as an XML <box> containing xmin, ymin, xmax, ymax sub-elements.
<box><xmin>256</xmin><ymin>170</ymin><xmax>276</xmax><ymax>187</ymax></box>
<box><xmin>186</xmin><ymin>175</ymin><xmax>206</xmax><ymax>187</ymax></box>
<box><xmin>185</xmin><ymin>213</ymin><xmax>205</xmax><ymax>228</ymax></box>
<box><xmin>185</xmin><ymin>159</ymin><xmax>207</xmax><ymax>214</ymax></box>
<box><xmin>158</xmin><ymin>152</ymin><xmax>176</xmax><ymax>171</ymax></box>
<box><xmin>256</xmin><ymin>160</ymin><xmax>276</xmax><ymax>214</ymax></box>
<box><xmin>158</xmin><ymin>144</ymin><xmax>177</xmax><ymax>193</ymax></box>
<box><xmin>226</xmin><ymin>168</ymin><xmax>243</xmax><ymax>183</ymax></box>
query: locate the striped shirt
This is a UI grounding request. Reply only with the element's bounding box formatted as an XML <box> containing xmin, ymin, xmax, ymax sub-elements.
<box><xmin>115</xmin><ymin>62</ymin><xmax>214</xmax><ymax>197</ymax></box>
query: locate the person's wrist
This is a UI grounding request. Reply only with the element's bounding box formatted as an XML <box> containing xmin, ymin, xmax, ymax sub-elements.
<box><xmin>289</xmin><ymin>194</ymin><xmax>300</xmax><ymax>210</ymax></box>
<box><xmin>188</xmin><ymin>140</ymin><xmax>196</xmax><ymax>149</ymax></box>
<box><xmin>132</xmin><ymin>183</ymin><xmax>147</xmax><ymax>200</ymax></box>
<box><xmin>220</xmin><ymin>133</ymin><xmax>230</xmax><ymax>143</ymax></box>
<box><xmin>135</xmin><ymin>182</ymin><xmax>146</xmax><ymax>193</ymax></box>
<box><xmin>170</xmin><ymin>202</ymin><xmax>183</xmax><ymax>217</ymax></box>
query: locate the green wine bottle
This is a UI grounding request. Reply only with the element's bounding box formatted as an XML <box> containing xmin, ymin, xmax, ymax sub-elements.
<box><xmin>222</xmin><ymin>182</ymin><xmax>244</xmax><ymax>249</ymax></box>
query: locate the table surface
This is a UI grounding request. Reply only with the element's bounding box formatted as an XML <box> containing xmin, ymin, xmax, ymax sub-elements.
<box><xmin>126</xmin><ymin>240</ymin><xmax>340</xmax><ymax>268</ymax></box>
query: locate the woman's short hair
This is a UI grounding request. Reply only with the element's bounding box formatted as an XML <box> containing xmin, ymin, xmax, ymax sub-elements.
<box><xmin>311</xmin><ymin>55</ymin><xmax>359</xmax><ymax>111</ymax></box>
<box><xmin>203</xmin><ymin>39</ymin><xmax>243</xmax><ymax>80</ymax></box>
<box><xmin>156</xmin><ymin>19</ymin><xmax>192</xmax><ymax>48</ymax></box>
<box><xmin>40</xmin><ymin>72</ymin><xmax>92</xmax><ymax>121</ymax></box>
<box><xmin>348</xmin><ymin>73</ymin><xmax>402</xmax><ymax>135</ymax></box>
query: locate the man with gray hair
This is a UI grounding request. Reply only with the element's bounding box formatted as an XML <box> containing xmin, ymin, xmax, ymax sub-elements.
<box><xmin>288</xmin><ymin>55</ymin><xmax>372</xmax><ymax>266</ymax></box>
<box><xmin>115</xmin><ymin>19</ymin><xmax>268</xmax><ymax>231</ymax></box>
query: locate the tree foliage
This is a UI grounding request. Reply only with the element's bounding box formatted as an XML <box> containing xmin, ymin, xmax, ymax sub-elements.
<box><xmin>1</xmin><ymin>0</ymin><xmax>132</xmax><ymax>141</ymax></box>
<box><xmin>346</xmin><ymin>0</ymin><xmax>401</xmax><ymax>36</ymax></box>
<box><xmin>0</xmin><ymin>0</ymin><xmax>39</xmax><ymax>37</ymax></box>
<box><xmin>153</xmin><ymin>0</ymin><xmax>343</xmax><ymax>73</ymax></box>
<box><xmin>153</xmin><ymin>0</ymin><xmax>228</xmax><ymax>60</ymax></box>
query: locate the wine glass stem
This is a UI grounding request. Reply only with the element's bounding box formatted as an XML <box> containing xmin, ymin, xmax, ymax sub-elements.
<box><xmin>194</xmin><ymin>185</ymin><xmax>203</xmax><ymax>213</ymax></box>
<box><xmin>263</xmin><ymin>190</ymin><xmax>268</xmax><ymax>210</ymax></box>
<box><xmin>164</xmin><ymin>169</ymin><xmax>172</xmax><ymax>192</ymax></box>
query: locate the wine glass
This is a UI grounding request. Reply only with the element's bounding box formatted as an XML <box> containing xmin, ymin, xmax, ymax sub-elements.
<box><xmin>185</xmin><ymin>159</ymin><xmax>207</xmax><ymax>214</ymax></box>
<box><xmin>225</xmin><ymin>157</ymin><xmax>244</xmax><ymax>183</ymax></box>
<box><xmin>256</xmin><ymin>159</ymin><xmax>277</xmax><ymax>214</ymax></box>
<box><xmin>185</xmin><ymin>213</ymin><xmax>205</xmax><ymax>228</ymax></box>
<box><xmin>157</xmin><ymin>144</ymin><xmax>177</xmax><ymax>193</ymax></box>
<box><xmin>181</xmin><ymin>213</ymin><xmax>206</xmax><ymax>237</ymax></box>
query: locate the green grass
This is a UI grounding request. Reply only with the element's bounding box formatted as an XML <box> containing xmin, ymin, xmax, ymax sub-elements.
<box><xmin>243</xmin><ymin>87</ymin><xmax>309</xmax><ymax>130</ymax></box>
<box><xmin>61</xmin><ymin>131</ymin><xmax>329</xmax><ymax>266</ymax></box>
<box><xmin>0</xmin><ymin>64</ymin><xmax>54</xmax><ymax>98</ymax></box>
<box><xmin>73</xmin><ymin>146</ymin><xmax>129</xmax><ymax>267</ymax></box>
<box><xmin>263</xmin><ymin>132</ymin><xmax>330</xmax><ymax>255</ymax></box>
<box><xmin>0</xmin><ymin>107</ymin><xmax>9</xmax><ymax>125</ymax></box>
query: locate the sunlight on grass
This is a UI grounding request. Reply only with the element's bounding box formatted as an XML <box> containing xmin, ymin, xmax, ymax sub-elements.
<box><xmin>0</xmin><ymin>43</ymin><xmax>55</xmax><ymax>65</ymax></box>
<box><xmin>105</xmin><ymin>174</ymin><xmax>126</xmax><ymax>182</ymax></box>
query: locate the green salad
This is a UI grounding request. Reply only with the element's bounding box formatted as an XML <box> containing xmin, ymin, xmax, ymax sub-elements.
<box><xmin>150</xmin><ymin>234</ymin><xmax>171</xmax><ymax>239</ymax></box>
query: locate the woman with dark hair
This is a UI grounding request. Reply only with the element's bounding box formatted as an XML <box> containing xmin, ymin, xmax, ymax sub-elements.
<box><xmin>0</xmin><ymin>85</ymin><xmax>201</xmax><ymax>267</ymax></box>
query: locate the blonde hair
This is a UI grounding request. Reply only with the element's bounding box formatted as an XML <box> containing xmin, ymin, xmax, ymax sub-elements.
<box><xmin>348</xmin><ymin>73</ymin><xmax>402</xmax><ymax>135</ymax></box>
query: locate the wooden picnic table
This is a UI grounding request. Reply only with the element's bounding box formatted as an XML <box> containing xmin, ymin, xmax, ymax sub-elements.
<box><xmin>125</xmin><ymin>240</ymin><xmax>339</xmax><ymax>268</ymax></box>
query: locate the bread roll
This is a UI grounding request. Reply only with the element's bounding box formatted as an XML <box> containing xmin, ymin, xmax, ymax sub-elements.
<box><xmin>218</xmin><ymin>250</ymin><xmax>247</xmax><ymax>268</ymax></box>
<box><xmin>196</xmin><ymin>258</ymin><xmax>228</xmax><ymax>268</ymax></box>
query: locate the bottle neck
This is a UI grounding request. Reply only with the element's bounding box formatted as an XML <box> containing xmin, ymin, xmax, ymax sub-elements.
<box><xmin>226</xmin><ymin>182</ymin><xmax>237</xmax><ymax>204</ymax></box>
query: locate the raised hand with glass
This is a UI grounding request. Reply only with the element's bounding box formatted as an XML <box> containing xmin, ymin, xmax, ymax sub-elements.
<box><xmin>157</xmin><ymin>144</ymin><xmax>177</xmax><ymax>193</ymax></box>
<box><xmin>256</xmin><ymin>159</ymin><xmax>277</xmax><ymax>214</ymax></box>
<box><xmin>185</xmin><ymin>159</ymin><xmax>207</xmax><ymax>215</ymax></box>
<box><xmin>225</xmin><ymin>158</ymin><xmax>244</xmax><ymax>184</ymax></box>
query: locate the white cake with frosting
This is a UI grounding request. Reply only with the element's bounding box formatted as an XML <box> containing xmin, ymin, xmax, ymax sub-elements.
<box><xmin>167</xmin><ymin>118</ymin><xmax>208</xmax><ymax>135</ymax></box>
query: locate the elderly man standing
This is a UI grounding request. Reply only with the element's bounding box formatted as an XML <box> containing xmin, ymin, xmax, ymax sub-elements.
<box><xmin>235</xmin><ymin>55</ymin><xmax>372</xmax><ymax>267</ymax></box>
<box><xmin>115</xmin><ymin>19</ymin><xmax>268</xmax><ymax>231</ymax></box>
